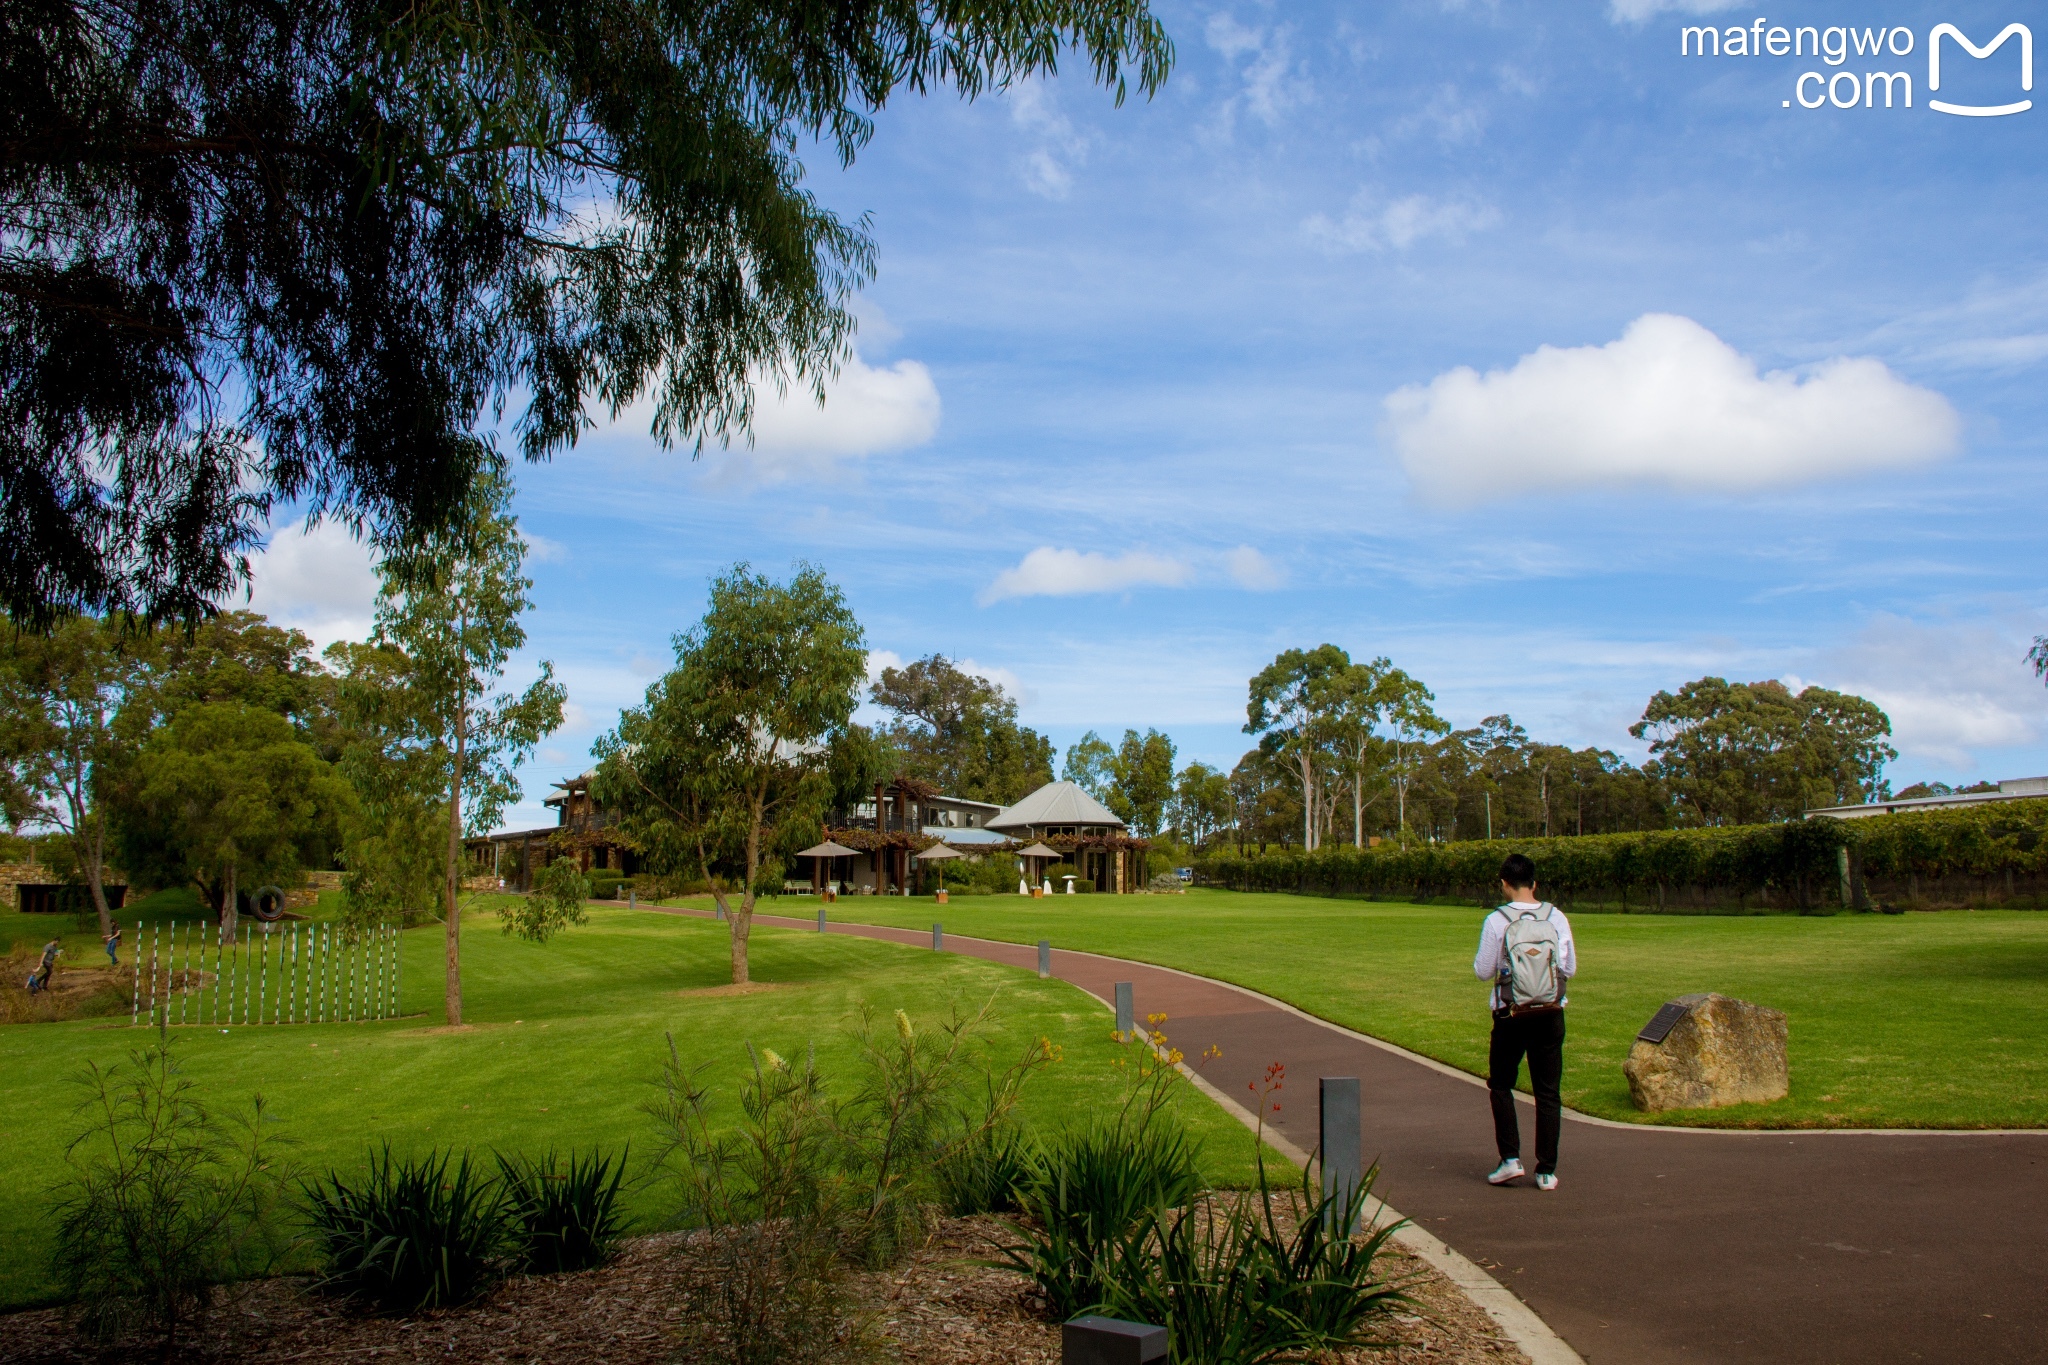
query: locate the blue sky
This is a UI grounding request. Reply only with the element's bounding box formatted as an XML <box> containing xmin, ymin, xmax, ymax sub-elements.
<box><xmin>248</xmin><ymin>0</ymin><xmax>2048</xmax><ymax>832</ymax></box>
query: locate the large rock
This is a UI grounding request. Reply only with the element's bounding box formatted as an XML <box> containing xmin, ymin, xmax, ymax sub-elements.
<box><xmin>1624</xmin><ymin>993</ymin><xmax>1788</xmax><ymax>1113</ymax></box>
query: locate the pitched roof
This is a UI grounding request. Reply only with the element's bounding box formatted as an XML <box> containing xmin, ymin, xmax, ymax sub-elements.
<box><xmin>987</xmin><ymin>781</ymin><xmax>1125</xmax><ymax>833</ymax></box>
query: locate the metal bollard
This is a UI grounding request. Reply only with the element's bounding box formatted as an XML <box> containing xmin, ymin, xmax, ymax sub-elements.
<box><xmin>1063</xmin><ymin>1314</ymin><xmax>1167</xmax><ymax>1365</ymax></box>
<box><xmin>1319</xmin><ymin>1076</ymin><xmax>1363</xmax><ymax>1227</ymax></box>
<box><xmin>818</xmin><ymin>906</ymin><xmax>827</xmax><ymax>933</ymax></box>
<box><xmin>932</xmin><ymin>923</ymin><xmax>943</xmax><ymax>952</ymax></box>
<box><xmin>1039</xmin><ymin>939</ymin><xmax>1051</xmax><ymax>978</ymax></box>
<box><xmin>1114</xmin><ymin>981</ymin><xmax>1133</xmax><ymax>1037</ymax></box>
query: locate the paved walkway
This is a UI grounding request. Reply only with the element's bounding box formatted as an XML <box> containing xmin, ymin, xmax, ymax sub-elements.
<box><xmin>667</xmin><ymin>905</ymin><xmax>2046</xmax><ymax>1364</ymax></box>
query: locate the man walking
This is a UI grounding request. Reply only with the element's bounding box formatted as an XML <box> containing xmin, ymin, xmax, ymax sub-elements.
<box><xmin>1473</xmin><ymin>853</ymin><xmax>1575</xmax><ymax>1191</ymax></box>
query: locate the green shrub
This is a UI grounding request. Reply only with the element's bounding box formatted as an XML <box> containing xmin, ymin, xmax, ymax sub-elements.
<box><xmin>503</xmin><ymin>857</ymin><xmax>590</xmax><ymax>943</ymax></box>
<box><xmin>499</xmin><ymin>1147</ymin><xmax>629</xmax><ymax>1274</ymax></box>
<box><xmin>52</xmin><ymin>1037</ymin><xmax>292</xmax><ymax>1347</ymax></box>
<box><xmin>303</xmin><ymin>1146</ymin><xmax>511</xmax><ymax>1312</ymax></box>
<box><xmin>934</xmin><ymin>1124</ymin><xmax>1034</xmax><ymax>1216</ymax></box>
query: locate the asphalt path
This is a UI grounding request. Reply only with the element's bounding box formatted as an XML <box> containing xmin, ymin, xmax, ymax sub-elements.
<box><xmin>661</xmin><ymin>903</ymin><xmax>2047</xmax><ymax>1364</ymax></box>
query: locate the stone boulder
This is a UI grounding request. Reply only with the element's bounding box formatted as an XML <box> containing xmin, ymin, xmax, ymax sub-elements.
<box><xmin>1623</xmin><ymin>993</ymin><xmax>1788</xmax><ymax>1113</ymax></box>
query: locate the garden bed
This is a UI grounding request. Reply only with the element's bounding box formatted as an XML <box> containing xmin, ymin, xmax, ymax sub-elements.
<box><xmin>0</xmin><ymin>1216</ymin><xmax>1530</xmax><ymax>1364</ymax></box>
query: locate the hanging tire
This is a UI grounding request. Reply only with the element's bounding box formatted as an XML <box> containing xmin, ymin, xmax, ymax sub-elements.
<box><xmin>252</xmin><ymin>886</ymin><xmax>287</xmax><ymax>921</ymax></box>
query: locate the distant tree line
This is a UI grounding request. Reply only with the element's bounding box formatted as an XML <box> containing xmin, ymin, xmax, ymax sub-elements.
<box><xmin>1092</xmin><ymin>646</ymin><xmax>1903</xmax><ymax>855</ymax></box>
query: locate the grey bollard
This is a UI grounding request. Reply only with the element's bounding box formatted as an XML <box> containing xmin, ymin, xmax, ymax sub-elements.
<box><xmin>1114</xmin><ymin>981</ymin><xmax>1134</xmax><ymax>1037</ymax></box>
<box><xmin>715</xmin><ymin>904</ymin><xmax>725</xmax><ymax>921</ymax></box>
<box><xmin>818</xmin><ymin>906</ymin><xmax>827</xmax><ymax>933</ymax></box>
<box><xmin>933</xmin><ymin>923</ymin><xmax>943</xmax><ymax>952</ymax></box>
<box><xmin>1038</xmin><ymin>939</ymin><xmax>1051</xmax><ymax>978</ymax></box>
<box><xmin>1319</xmin><ymin>1076</ymin><xmax>1363</xmax><ymax>1225</ymax></box>
<box><xmin>629</xmin><ymin>888</ymin><xmax>635</xmax><ymax>909</ymax></box>
<box><xmin>1063</xmin><ymin>1314</ymin><xmax>1167</xmax><ymax>1365</ymax></box>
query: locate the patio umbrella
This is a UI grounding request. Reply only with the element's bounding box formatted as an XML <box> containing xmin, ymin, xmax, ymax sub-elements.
<box><xmin>797</xmin><ymin>841</ymin><xmax>862</xmax><ymax>859</ymax></box>
<box><xmin>1014</xmin><ymin>841</ymin><xmax>1060</xmax><ymax>889</ymax></box>
<box><xmin>914</xmin><ymin>842</ymin><xmax>965</xmax><ymax>893</ymax></box>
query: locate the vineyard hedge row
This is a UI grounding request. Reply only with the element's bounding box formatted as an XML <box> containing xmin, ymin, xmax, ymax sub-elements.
<box><xmin>1192</xmin><ymin>799</ymin><xmax>2048</xmax><ymax>913</ymax></box>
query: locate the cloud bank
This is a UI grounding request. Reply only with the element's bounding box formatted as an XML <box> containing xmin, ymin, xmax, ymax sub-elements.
<box><xmin>243</xmin><ymin>520</ymin><xmax>379</xmax><ymax>650</ymax></box>
<box><xmin>1384</xmin><ymin>314</ymin><xmax>1961</xmax><ymax>505</ymax></box>
<box><xmin>725</xmin><ymin>351</ymin><xmax>941</xmax><ymax>477</ymax></box>
<box><xmin>1607</xmin><ymin>0</ymin><xmax>1744</xmax><ymax>21</ymax></box>
<box><xmin>979</xmin><ymin>547</ymin><xmax>1193</xmax><ymax>605</ymax></box>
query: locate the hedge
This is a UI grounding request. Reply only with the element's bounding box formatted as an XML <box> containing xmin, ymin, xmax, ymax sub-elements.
<box><xmin>1192</xmin><ymin>798</ymin><xmax>2048</xmax><ymax>913</ymax></box>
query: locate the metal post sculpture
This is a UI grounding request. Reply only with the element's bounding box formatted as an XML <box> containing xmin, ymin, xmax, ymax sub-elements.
<box><xmin>131</xmin><ymin>921</ymin><xmax>142</xmax><ymax>1025</ymax></box>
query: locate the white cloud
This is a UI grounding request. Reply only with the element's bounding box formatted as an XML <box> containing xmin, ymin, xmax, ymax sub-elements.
<box><xmin>1607</xmin><ymin>0</ymin><xmax>1743</xmax><ymax>21</ymax></box>
<box><xmin>521</xmin><ymin>530</ymin><xmax>569</xmax><ymax>563</ymax></box>
<box><xmin>1306</xmin><ymin>190</ymin><xmax>1500</xmax><ymax>253</ymax></box>
<box><xmin>1223</xmin><ymin>546</ymin><xmax>1287</xmax><ymax>590</ymax></box>
<box><xmin>1009</xmin><ymin>81</ymin><xmax>1087</xmax><ymax>199</ymax></box>
<box><xmin>978</xmin><ymin>547</ymin><xmax>1193</xmax><ymax>605</ymax></box>
<box><xmin>956</xmin><ymin>657</ymin><xmax>1036</xmax><ymax>707</ymax></box>
<box><xmin>1810</xmin><ymin>616</ymin><xmax>2044</xmax><ymax>775</ymax></box>
<box><xmin>243</xmin><ymin>519</ymin><xmax>379</xmax><ymax>650</ymax></box>
<box><xmin>711</xmin><ymin>349</ymin><xmax>941</xmax><ymax>483</ymax></box>
<box><xmin>1384</xmin><ymin>313</ymin><xmax>1962</xmax><ymax>505</ymax></box>
<box><xmin>1205</xmin><ymin>15</ymin><xmax>1308</xmax><ymax>131</ymax></box>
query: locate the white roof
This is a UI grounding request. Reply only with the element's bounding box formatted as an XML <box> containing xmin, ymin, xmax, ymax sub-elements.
<box><xmin>988</xmin><ymin>781</ymin><xmax>1125</xmax><ymax>833</ymax></box>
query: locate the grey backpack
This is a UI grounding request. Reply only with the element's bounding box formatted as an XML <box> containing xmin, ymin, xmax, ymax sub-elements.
<box><xmin>1497</xmin><ymin>904</ymin><xmax>1564</xmax><ymax>1013</ymax></box>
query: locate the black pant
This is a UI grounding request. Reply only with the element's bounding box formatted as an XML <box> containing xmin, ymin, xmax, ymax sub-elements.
<box><xmin>1489</xmin><ymin>1010</ymin><xmax>1565</xmax><ymax>1174</ymax></box>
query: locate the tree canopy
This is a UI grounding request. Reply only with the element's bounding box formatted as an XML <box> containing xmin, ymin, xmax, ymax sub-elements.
<box><xmin>868</xmin><ymin>653</ymin><xmax>1053</xmax><ymax>803</ymax></box>
<box><xmin>3</xmin><ymin>0</ymin><xmax>1174</xmax><ymax>626</ymax></box>
<box><xmin>592</xmin><ymin>562</ymin><xmax>865</xmax><ymax>984</ymax></box>
<box><xmin>1630</xmin><ymin>676</ymin><xmax>1895</xmax><ymax>825</ymax></box>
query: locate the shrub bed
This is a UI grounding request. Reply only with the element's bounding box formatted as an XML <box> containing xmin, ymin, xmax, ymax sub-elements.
<box><xmin>1194</xmin><ymin>798</ymin><xmax>2048</xmax><ymax>912</ymax></box>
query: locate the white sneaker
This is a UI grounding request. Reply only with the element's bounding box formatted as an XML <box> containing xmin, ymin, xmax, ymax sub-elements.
<box><xmin>1486</xmin><ymin>1158</ymin><xmax>1525</xmax><ymax>1185</ymax></box>
<box><xmin>1535</xmin><ymin>1173</ymin><xmax>1559</xmax><ymax>1192</ymax></box>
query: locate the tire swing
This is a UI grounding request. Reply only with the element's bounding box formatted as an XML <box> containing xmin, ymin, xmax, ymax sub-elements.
<box><xmin>251</xmin><ymin>885</ymin><xmax>287</xmax><ymax>922</ymax></box>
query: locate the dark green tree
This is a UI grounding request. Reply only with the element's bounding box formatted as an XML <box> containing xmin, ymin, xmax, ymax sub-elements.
<box><xmin>1107</xmin><ymin>728</ymin><xmax>1175</xmax><ymax>836</ymax></box>
<box><xmin>3</xmin><ymin>0</ymin><xmax>1174</xmax><ymax>626</ymax></box>
<box><xmin>592</xmin><ymin>563</ymin><xmax>865</xmax><ymax>984</ymax></box>
<box><xmin>1630</xmin><ymin>677</ymin><xmax>1895</xmax><ymax>826</ymax></box>
<box><xmin>1061</xmin><ymin>731</ymin><xmax>1115</xmax><ymax>799</ymax></box>
<box><xmin>1244</xmin><ymin>644</ymin><xmax>1350</xmax><ymax>850</ymax></box>
<box><xmin>868</xmin><ymin>654</ymin><xmax>1052</xmax><ymax>803</ymax></box>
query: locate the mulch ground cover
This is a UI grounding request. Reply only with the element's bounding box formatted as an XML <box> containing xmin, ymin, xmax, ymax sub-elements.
<box><xmin>0</xmin><ymin>1217</ymin><xmax>1529</xmax><ymax>1364</ymax></box>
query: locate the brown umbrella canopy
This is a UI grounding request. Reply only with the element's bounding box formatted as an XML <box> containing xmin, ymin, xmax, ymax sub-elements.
<box><xmin>914</xmin><ymin>844</ymin><xmax>966</xmax><ymax>861</ymax></box>
<box><xmin>797</xmin><ymin>841</ymin><xmax>862</xmax><ymax>859</ymax></box>
<box><xmin>1015</xmin><ymin>842</ymin><xmax>1061</xmax><ymax>859</ymax></box>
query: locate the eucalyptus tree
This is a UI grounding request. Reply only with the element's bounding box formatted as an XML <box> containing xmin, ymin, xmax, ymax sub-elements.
<box><xmin>0</xmin><ymin>617</ymin><xmax>140</xmax><ymax>935</ymax></box>
<box><xmin>1062</xmin><ymin>732</ymin><xmax>1115</xmax><ymax>799</ymax></box>
<box><xmin>1244</xmin><ymin>645</ymin><xmax>1350</xmax><ymax>851</ymax></box>
<box><xmin>592</xmin><ymin>564</ymin><xmax>865</xmax><ymax>985</ymax></box>
<box><xmin>1108</xmin><ymin>729</ymin><xmax>1176</xmax><ymax>836</ymax></box>
<box><xmin>371</xmin><ymin>469</ymin><xmax>564</xmax><ymax>1025</ymax></box>
<box><xmin>1381</xmin><ymin>670</ymin><xmax>1448</xmax><ymax>840</ymax></box>
<box><xmin>4</xmin><ymin>0</ymin><xmax>1174</xmax><ymax>627</ymax></box>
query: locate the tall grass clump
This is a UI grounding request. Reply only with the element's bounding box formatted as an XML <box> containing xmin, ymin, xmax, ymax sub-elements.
<box><xmin>50</xmin><ymin>1031</ymin><xmax>292</xmax><ymax>1348</ymax></box>
<box><xmin>499</xmin><ymin>1147</ymin><xmax>629</xmax><ymax>1274</ymax></box>
<box><xmin>303</xmin><ymin>1147</ymin><xmax>511</xmax><ymax>1312</ymax></box>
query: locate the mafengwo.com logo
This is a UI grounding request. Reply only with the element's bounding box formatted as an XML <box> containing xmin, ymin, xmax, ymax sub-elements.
<box><xmin>1680</xmin><ymin>19</ymin><xmax>2031</xmax><ymax>114</ymax></box>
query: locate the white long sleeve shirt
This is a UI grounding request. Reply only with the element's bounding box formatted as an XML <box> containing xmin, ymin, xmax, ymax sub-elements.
<box><xmin>1473</xmin><ymin>901</ymin><xmax>1576</xmax><ymax>1012</ymax></box>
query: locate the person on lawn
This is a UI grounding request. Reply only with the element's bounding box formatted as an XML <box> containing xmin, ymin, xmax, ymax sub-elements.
<box><xmin>104</xmin><ymin>927</ymin><xmax>122</xmax><ymax>967</ymax></box>
<box><xmin>1474</xmin><ymin>853</ymin><xmax>1575</xmax><ymax>1191</ymax></box>
<box><xmin>34</xmin><ymin>938</ymin><xmax>61</xmax><ymax>993</ymax></box>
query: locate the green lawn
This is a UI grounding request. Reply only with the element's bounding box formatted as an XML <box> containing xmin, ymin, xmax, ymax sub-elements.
<box><xmin>0</xmin><ymin>898</ymin><xmax>1281</xmax><ymax>1311</ymax></box>
<box><xmin>805</xmin><ymin>888</ymin><xmax>2048</xmax><ymax>1131</ymax></box>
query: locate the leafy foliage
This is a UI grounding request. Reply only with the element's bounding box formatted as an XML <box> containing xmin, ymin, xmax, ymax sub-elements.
<box><xmin>592</xmin><ymin>562</ymin><xmax>864</xmax><ymax>984</ymax></box>
<box><xmin>1631</xmin><ymin>677</ymin><xmax>1896</xmax><ymax>825</ymax></box>
<box><xmin>51</xmin><ymin>1037</ymin><xmax>292</xmax><ymax>1347</ymax></box>
<box><xmin>868</xmin><ymin>654</ymin><xmax>1055</xmax><ymax>804</ymax></box>
<box><xmin>111</xmin><ymin>702</ymin><xmax>350</xmax><ymax>932</ymax></box>
<box><xmin>1107</xmin><ymin>728</ymin><xmax>1177</xmax><ymax>836</ymax></box>
<box><xmin>2</xmin><ymin>0</ymin><xmax>1173</xmax><ymax>625</ymax></box>
<box><xmin>504</xmin><ymin>857</ymin><xmax>592</xmax><ymax>943</ymax></box>
<box><xmin>303</xmin><ymin>1146</ymin><xmax>512</xmax><ymax>1314</ymax></box>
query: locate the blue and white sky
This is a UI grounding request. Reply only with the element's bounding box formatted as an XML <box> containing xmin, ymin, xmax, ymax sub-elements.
<box><xmin>248</xmin><ymin>1</ymin><xmax>2048</xmax><ymax>831</ymax></box>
